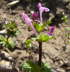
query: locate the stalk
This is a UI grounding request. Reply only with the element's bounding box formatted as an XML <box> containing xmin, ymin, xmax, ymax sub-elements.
<box><xmin>40</xmin><ymin>11</ymin><xmax>43</xmax><ymax>25</ymax></box>
<box><xmin>38</xmin><ymin>41</ymin><xmax>42</xmax><ymax>66</ymax></box>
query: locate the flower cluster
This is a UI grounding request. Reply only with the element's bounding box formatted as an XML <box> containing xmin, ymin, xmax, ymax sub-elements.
<box><xmin>20</xmin><ymin>2</ymin><xmax>55</xmax><ymax>36</ymax></box>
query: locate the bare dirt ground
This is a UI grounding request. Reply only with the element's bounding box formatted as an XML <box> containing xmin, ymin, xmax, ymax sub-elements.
<box><xmin>0</xmin><ymin>0</ymin><xmax>70</xmax><ymax>72</ymax></box>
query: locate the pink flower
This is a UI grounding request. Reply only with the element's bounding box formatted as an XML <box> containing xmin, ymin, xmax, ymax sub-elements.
<box><xmin>20</xmin><ymin>12</ymin><xmax>37</xmax><ymax>34</ymax></box>
<box><xmin>37</xmin><ymin>3</ymin><xmax>50</xmax><ymax>12</ymax></box>
<box><xmin>44</xmin><ymin>26</ymin><xmax>55</xmax><ymax>35</ymax></box>
<box><xmin>47</xmin><ymin>26</ymin><xmax>55</xmax><ymax>35</ymax></box>
<box><xmin>32</xmin><ymin>12</ymin><xmax>39</xmax><ymax>20</ymax></box>
<box><xmin>37</xmin><ymin>2</ymin><xmax>50</xmax><ymax>24</ymax></box>
<box><xmin>20</xmin><ymin>13</ymin><xmax>32</xmax><ymax>25</ymax></box>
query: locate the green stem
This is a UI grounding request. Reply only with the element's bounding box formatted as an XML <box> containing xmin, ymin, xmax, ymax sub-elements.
<box><xmin>38</xmin><ymin>41</ymin><xmax>42</xmax><ymax>66</ymax></box>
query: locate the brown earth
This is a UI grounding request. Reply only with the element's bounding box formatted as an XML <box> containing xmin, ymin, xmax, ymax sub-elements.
<box><xmin>0</xmin><ymin>0</ymin><xmax>70</xmax><ymax>72</ymax></box>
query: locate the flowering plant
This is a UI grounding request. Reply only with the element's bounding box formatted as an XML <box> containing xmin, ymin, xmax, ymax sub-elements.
<box><xmin>20</xmin><ymin>2</ymin><xmax>55</xmax><ymax>66</ymax></box>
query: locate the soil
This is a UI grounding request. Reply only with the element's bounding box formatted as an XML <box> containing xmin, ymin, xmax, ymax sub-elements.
<box><xmin>0</xmin><ymin>0</ymin><xmax>70</xmax><ymax>72</ymax></box>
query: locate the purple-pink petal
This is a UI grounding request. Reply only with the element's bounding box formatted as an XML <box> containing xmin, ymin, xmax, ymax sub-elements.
<box><xmin>47</xmin><ymin>32</ymin><xmax>53</xmax><ymax>36</ymax></box>
<box><xmin>32</xmin><ymin>12</ymin><xmax>39</xmax><ymax>20</ymax></box>
<box><xmin>20</xmin><ymin>13</ymin><xmax>32</xmax><ymax>25</ymax></box>
<box><xmin>39</xmin><ymin>7</ymin><xmax>50</xmax><ymax>13</ymax></box>
<box><xmin>37</xmin><ymin>2</ymin><xmax>42</xmax><ymax>8</ymax></box>
<box><xmin>37</xmin><ymin>2</ymin><xmax>50</xmax><ymax>24</ymax></box>
<box><xmin>48</xmin><ymin>26</ymin><xmax>55</xmax><ymax>33</ymax></box>
<box><xmin>20</xmin><ymin>12</ymin><xmax>37</xmax><ymax>34</ymax></box>
<box><xmin>37</xmin><ymin>2</ymin><xmax>50</xmax><ymax>13</ymax></box>
<box><xmin>44</xmin><ymin>31</ymin><xmax>53</xmax><ymax>36</ymax></box>
<box><xmin>44</xmin><ymin>7</ymin><xmax>50</xmax><ymax>12</ymax></box>
<box><xmin>44</xmin><ymin>26</ymin><xmax>55</xmax><ymax>36</ymax></box>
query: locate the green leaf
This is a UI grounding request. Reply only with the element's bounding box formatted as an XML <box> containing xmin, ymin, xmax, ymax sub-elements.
<box><xmin>25</xmin><ymin>39</ymin><xmax>32</xmax><ymax>48</ymax></box>
<box><xmin>0</xmin><ymin>35</ymin><xmax>7</xmax><ymax>46</ymax></box>
<box><xmin>27</xmin><ymin>61</ymin><xmax>41</xmax><ymax>72</ymax></box>
<box><xmin>61</xmin><ymin>15</ymin><xmax>68</xmax><ymax>22</ymax></box>
<box><xmin>41</xmin><ymin>63</ymin><xmax>52</xmax><ymax>72</ymax></box>
<box><xmin>36</xmin><ymin>33</ymin><xmax>53</xmax><ymax>42</ymax></box>
<box><xmin>34</xmin><ymin>24</ymin><xmax>45</xmax><ymax>32</ymax></box>
<box><xmin>8</xmin><ymin>37</ymin><xmax>16</xmax><ymax>48</ymax></box>
<box><xmin>46</xmin><ymin>19</ymin><xmax>52</xmax><ymax>25</ymax></box>
<box><xmin>21</xmin><ymin>62</ymin><xmax>32</xmax><ymax>71</ymax></box>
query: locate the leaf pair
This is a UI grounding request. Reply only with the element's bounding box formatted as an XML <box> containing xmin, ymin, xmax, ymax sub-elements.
<box><xmin>36</xmin><ymin>33</ymin><xmax>53</xmax><ymax>42</ymax></box>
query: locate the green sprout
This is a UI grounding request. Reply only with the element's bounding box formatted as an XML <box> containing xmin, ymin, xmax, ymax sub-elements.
<box><xmin>4</xmin><ymin>21</ymin><xmax>20</xmax><ymax>37</ymax></box>
<box><xmin>0</xmin><ymin>35</ymin><xmax>16</xmax><ymax>49</ymax></box>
